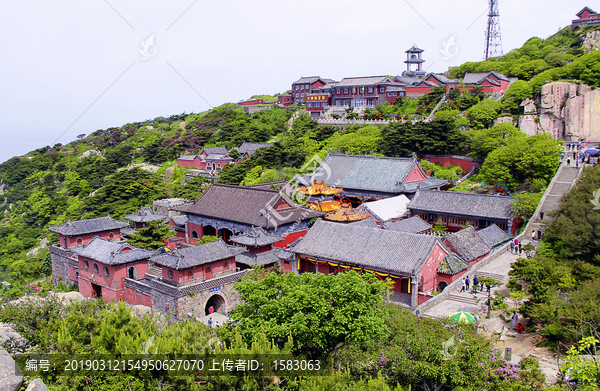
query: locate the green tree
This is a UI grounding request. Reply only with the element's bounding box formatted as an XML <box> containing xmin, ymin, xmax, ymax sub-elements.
<box><xmin>478</xmin><ymin>133</ymin><xmax>561</xmax><ymax>189</ymax></box>
<box><xmin>468</xmin><ymin>122</ymin><xmax>526</xmax><ymax>160</ymax></box>
<box><xmin>224</xmin><ymin>270</ymin><xmax>390</xmax><ymax>358</ymax></box>
<box><xmin>510</xmin><ymin>192</ymin><xmax>543</xmax><ymax>220</ymax></box>
<box><xmin>502</xmin><ymin>80</ymin><xmax>534</xmax><ymax>114</ymax></box>
<box><xmin>431</xmin><ymin>218</ymin><xmax>447</xmax><ymax>236</ymax></box>
<box><xmin>466</xmin><ymin>99</ymin><xmax>501</xmax><ymax>129</ymax></box>
<box><xmin>126</xmin><ymin>220</ymin><xmax>173</xmax><ymax>250</ymax></box>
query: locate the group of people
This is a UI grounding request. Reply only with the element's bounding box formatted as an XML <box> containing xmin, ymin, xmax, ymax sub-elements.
<box><xmin>207</xmin><ymin>317</ymin><xmax>220</xmax><ymax>328</ymax></box>
<box><xmin>459</xmin><ymin>275</ymin><xmax>490</xmax><ymax>293</ymax></box>
<box><xmin>511</xmin><ymin>312</ymin><xmax>524</xmax><ymax>334</ymax></box>
<box><xmin>509</xmin><ymin>238</ymin><xmax>522</xmax><ymax>255</ymax></box>
<box><xmin>565</xmin><ymin>141</ymin><xmax>589</xmax><ymax>151</ymax></box>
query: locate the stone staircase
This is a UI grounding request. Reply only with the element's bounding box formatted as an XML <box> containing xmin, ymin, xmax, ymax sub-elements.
<box><xmin>447</xmin><ymin>293</ymin><xmax>479</xmax><ymax>305</ymax></box>
<box><xmin>539</xmin><ymin>166</ymin><xmax>580</xmax><ymax>217</ymax></box>
<box><xmin>475</xmin><ymin>270</ymin><xmax>508</xmax><ymax>284</ymax></box>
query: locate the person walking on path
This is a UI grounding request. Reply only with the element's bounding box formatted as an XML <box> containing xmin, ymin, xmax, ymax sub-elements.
<box><xmin>510</xmin><ymin>241</ymin><xmax>515</xmax><ymax>254</ymax></box>
<box><xmin>567</xmin><ymin>158</ymin><xmax>571</xmax><ymax>166</ymax></box>
<box><xmin>460</xmin><ymin>278</ymin><xmax>466</xmax><ymax>293</ymax></box>
<box><xmin>576</xmin><ymin>159</ymin><xmax>579</xmax><ymax>168</ymax></box>
<box><xmin>518</xmin><ymin>242</ymin><xmax>523</xmax><ymax>255</ymax></box>
<box><xmin>465</xmin><ymin>276</ymin><xmax>470</xmax><ymax>291</ymax></box>
<box><xmin>532</xmin><ymin>230</ymin><xmax>536</xmax><ymax>242</ymax></box>
<box><xmin>473</xmin><ymin>275</ymin><xmax>479</xmax><ymax>292</ymax></box>
<box><xmin>512</xmin><ymin>312</ymin><xmax>519</xmax><ymax>331</ymax></box>
<box><xmin>540</xmin><ymin>211</ymin><xmax>545</xmax><ymax>220</ymax></box>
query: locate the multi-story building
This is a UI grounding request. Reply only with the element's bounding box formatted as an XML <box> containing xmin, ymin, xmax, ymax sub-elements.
<box><xmin>330</xmin><ymin>76</ymin><xmax>407</xmax><ymax>107</ymax></box>
<box><xmin>291</xmin><ymin>76</ymin><xmax>335</xmax><ymax>105</ymax></box>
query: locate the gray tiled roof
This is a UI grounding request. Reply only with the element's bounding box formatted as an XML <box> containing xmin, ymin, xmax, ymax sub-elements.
<box><xmin>48</xmin><ymin>216</ymin><xmax>129</xmax><ymax>236</ymax></box>
<box><xmin>308</xmin><ymin>153</ymin><xmax>446</xmax><ymax>194</ymax></box>
<box><xmin>178</xmin><ymin>155</ymin><xmax>199</xmax><ymax>161</ymax></box>
<box><xmin>443</xmin><ymin>226</ymin><xmax>491</xmax><ymax>263</ymax></box>
<box><xmin>231</xmin><ymin>227</ymin><xmax>283</xmax><ymax>247</ymax></box>
<box><xmin>348</xmin><ymin>216</ymin><xmax>380</xmax><ymax>229</ymax></box>
<box><xmin>437</xmin><ymin>252</ymin><xmax>468</xmax><ymax>275</ymax></box>
<box><xmin>150</xmin><ymin>239</ymin><xmax>246</xmax><ymax>270</ymax></box>
<box><xmin>166</xmin><ymin>215</ymin><xmax>188</xmax><ymax>227</ymax></box>
<box><xmin>203</xmin><ymin>154</ymin><xmax>233</xmax><ymax>162</ymax></box>
<box><xmin>463</xmin><ymin>71</ymin><xmax>509</xmax><ymax>85</ymax></box>
<box><xmin>70</xmin><ymin>236</ymin><xmax>154</xmax><ymax>265</ymax></box>
<box><xmin>202</xmin><ymin>147</ymin><xmax>229</xmax><ymax>155</ymax></box>
<box><xmin>334</xmin><ymin>76</ymin><xmax>394</xmax><ymax>87</ymax></box>
<box><xmin>290</xmin><ymin>219</ymin><xmax>444</xmax><ymax>276</ymax></box>
<box><xmin>235</xmin><ymin>250</ymin><xmax>280</xmax><ymax>266</ymax></box>
<box><xmin>408</xmin><ymin>190</ymin><xmax>513</xmax><ymax>220</ymax></box>
<box><xmin>121</xmin><ymin>227</ymin><xmax>136</xmax><ymax>237</ymax></box>
<box><xmin>236</xmin><ymin>142</ymin><xmax>272</xmax><ymax>156</ymax></box>
<box><xmin>384</xmin><ymin>216</ymin><xmax>432</xmax><ymax>234</ymax></box>
<box><xmin>427</xmin><ymin>73</ymin><xmax>460</xmax><ymax>84</ymax></box>
<box><xmin>395</xmin><ymin>76</ymin><xmax>422</xmax><ymax>85</ymax></box>
<box><xmin>124</xmin><ymin>207</ymin><xmax>168</xmax><ymax>223</ymax></box>
<box><xmin>277</xmin><ymin>248</ymin><xmax>295</xmax><ymax>261</ymax></box>
<box><xmin>477</xmin><ymin>224</ymin><xmax>511</xmax><ymax>247</ymax></box>
<box><xmin>405</xmin><ymin>45</ymin><xmax>424</xmax><ymax>53</ymax></box>
<box><xmin>293</xmin><ymin>76</ymin><xmax>322</xmax><ymax>84</ymax></box>
<box><xmin>175</xmin><ymin>184</ymin><xmax>324</xmax><ymax>228</ymax></box>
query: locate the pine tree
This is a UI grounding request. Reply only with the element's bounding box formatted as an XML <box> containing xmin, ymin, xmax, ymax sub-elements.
<box><xmin>126</xmin><ymin>220</ymin><xmax>173</xmax><ymax>250</ymax></box>
<box><xmin>432</xmin><ymin>218</ymin><xmax>447</xmax><ymax>236</ymax></box>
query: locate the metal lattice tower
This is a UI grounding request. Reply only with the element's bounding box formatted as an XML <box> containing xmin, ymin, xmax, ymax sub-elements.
<box><xmin>484</xmin><ymin>0</ymin><xmax>503</xmax><ymax>59</ymax></box>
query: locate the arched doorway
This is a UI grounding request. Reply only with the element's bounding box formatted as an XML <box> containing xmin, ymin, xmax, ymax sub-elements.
<box><xmin>205</xmin><ymin>294</ymin><xmax>226</xmax><ymax>315</ymax></box>
<box><xmin>203</xmin><ymin>225</ymin><xmax>216</xmax><ymax>236</ymax></box>
<box><xmin>438</xmin><ymin>281</ymin><xmax>448</xmax><ymax>292</ymax></box>
<box><xmin>128</xmin><ymin>266</ymin><xmax>137</xmax><ymax>279</ymax></box>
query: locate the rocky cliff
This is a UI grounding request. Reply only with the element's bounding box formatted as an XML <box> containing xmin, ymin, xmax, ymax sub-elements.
<box><xmin>519</xmin><ymin>82</ymin><xmax>600</xmax><ymax>142</ymax></box>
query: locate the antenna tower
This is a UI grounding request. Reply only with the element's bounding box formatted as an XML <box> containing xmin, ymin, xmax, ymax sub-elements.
<box><xmin>484</xmin><ymin>0</ymin><xmax>503</xmax><ymax>59</ymax></box>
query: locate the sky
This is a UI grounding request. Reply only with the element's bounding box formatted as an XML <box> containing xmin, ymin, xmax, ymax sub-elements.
<box><xmin>0</xmin><ymin>0</ymin><xmax>585</xmax><ymax>163</ymax></box>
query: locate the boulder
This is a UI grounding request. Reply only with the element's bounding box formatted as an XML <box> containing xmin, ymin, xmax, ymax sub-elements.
<box><xmin>25</xmin><ymin>379</ymin><xmax>49</xmax><ymax>391</ymax></box>
<box><xmin>53</xmin><ymin>291</ymin><xmax>85</xmax><ymax>301</ymax></box>
<box><xmin>479</xmin><ymin>317</ymin><xmax>506</xmax><ymax>334</ymax></box>
<box><xmin>492</xmin><ymin>116</ymin><xmax>515</xmax><ymax>127</ymax></box>
<box><xmin>518</xmin><ymin>114</ymin><xmax>539</xmax><ymax>136</ymax></box>
<box><xmin>0</xmin><ymin>347</ymin><xmax>23</xmax><ymax>391</ymax></box>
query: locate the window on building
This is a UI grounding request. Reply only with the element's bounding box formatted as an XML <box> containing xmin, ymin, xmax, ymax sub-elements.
<box><xmin>336</xmin><ymin>89</ymin><xmax>341</xmax><ymax>94</ymax></box>
<box><xmin>224</xmin><ymin>262</ymin><xmax>229</xmax><ymax>271</ymax></box>
<box><xmin>76</xmin><ymin>237</ymin><xmax>83</xmax><ymax>246</ymax></box>
<box><xmin>93</xmin><ymin>263</ymin><xmax>99</xmax><ymax>274</ymax></box>
<box><xmin>344</xmin><ymin>88</ymin><xmax>349</xmax><ymax>94</ymax></box>
<box><xmin>300</xmin><ymin>85</ymin><xmax>304</xmax><ymax>90</ymax></box>
<box><xmin>283</xmin><ymin>260</ymin><xmax>290</xmax><ymax>265</ymax></box>
<box><xmin>368</xmin><ymin>87</ymin><xmax>373</xmax><ymax>93</ymax></box>
<box><xmin>380</xmin><ymin>87</ymin><xmax>385</xmax><ymax>93</ymax></box>
<box><xmin>83</xmin><ymin>260</ymin><xmax>89</xmax><ymax>270</ymax></box>
<box><xmin>307</xmin><ymin>102</ymin><xmax>312</xmax><ymax>108</ymax></box>
<box><xmin>301</xmin><ymin>93</ymin><xmax>304</xmax><ymax>97</ymax></box>
<box><xmin>108</xmin><ymin>232</ymin><xmax>115</xmax><ymax>240</ymax></box>
<box><xmin>306</xmin><ymin>84</ymin><xmax>309</xmax><ymax>89</ymax></box>
<box><xmin>187</xmin><ymin>271</ymin><xmax>193</xmax><ymax>280</ymax></box>
<box><xmin>167</xmin><ymin>269</ymin><xmax>173</xmax><ymax>279</ymax></box>
<box><xmin>191</xmin><ymin>230</ymin><xmax>199</xmax><ymax>239</ymax></box>
<box><xmin>103</xmin><ymin>266</ymin><xmax>109</xmax><ymax>277</ymax></box>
